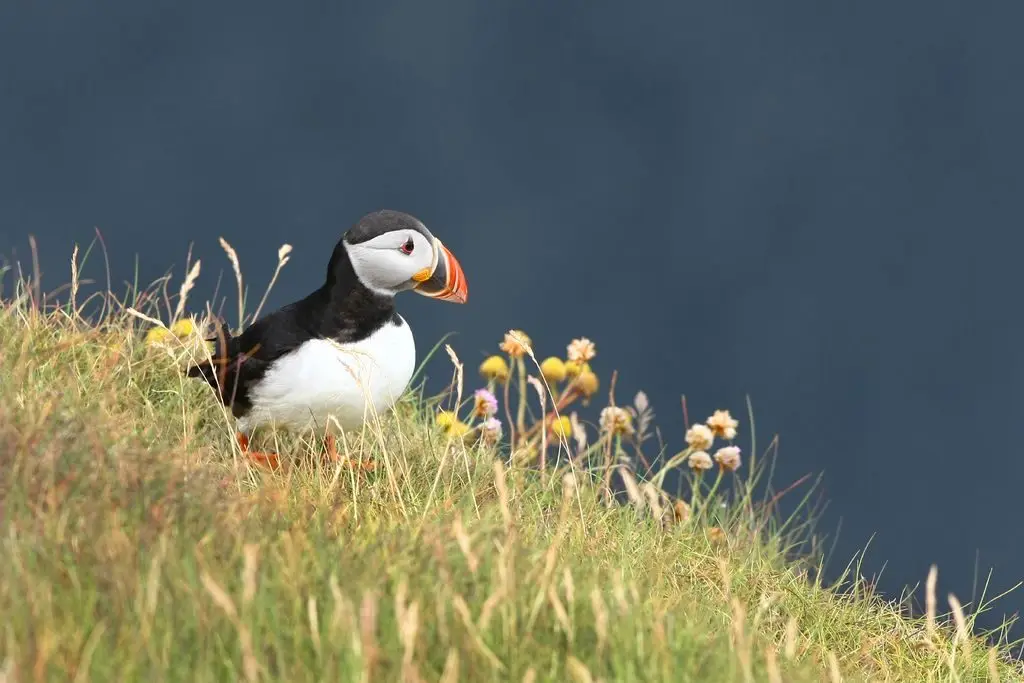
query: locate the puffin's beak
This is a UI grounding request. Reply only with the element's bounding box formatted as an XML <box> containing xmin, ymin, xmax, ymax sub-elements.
<box><xmin>412</xmin><ymin>238</ymin><xmax>468</xmax><ymax>304</ymax></box>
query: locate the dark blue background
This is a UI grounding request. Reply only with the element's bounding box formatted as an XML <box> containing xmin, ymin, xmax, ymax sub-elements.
<box><xmin>3</xmin><ymin>1</ymin><xmax>1023</xmax><ymax>639</ymax></box>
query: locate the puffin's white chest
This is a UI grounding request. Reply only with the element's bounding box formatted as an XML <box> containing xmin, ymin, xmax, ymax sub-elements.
<box><xmin>238</xmin><ymin>316</ymin><xmax>416</xmax><ymax>434</ymax></box>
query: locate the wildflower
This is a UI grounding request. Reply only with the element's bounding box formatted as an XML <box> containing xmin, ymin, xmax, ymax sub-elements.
<box><xmin>713</xmin><ymin>445</ymin><xmax>742</xmax><ymax>472</ymax></box>
<box><xmin>473</xmin><ymin>388</ymin><xmax>498</xmax><ymax>418</ymax></box>
<box><xmin>687</xmin><ymin>450</ymin><xmax>713</xmax><ymax>472</ymax></box>
<box><xmin>706</xmin><ymin>409</ymin><xmax>739</xmax><ymax>440</ymax></box>
<box><xmin>500</xmin><ymin>330</ymin><xmax>532</xmax><ymax>358</ymax></box>
<box><xmin>512</xmin><ymin>443</ymin><xmax>538</xmax><ymax>466</ymax></box>
<box><xmin>550</xmin><ymin>415</ymin><xmax>572</xmax><ymax>439</ymax></box>
<box><xmin>673</xmin><ymin>499</ymin><xmax>691</xmax><ymax>524</ymax></box>
<box><xmin>144</xmin><ymin>326</ymin><xmax>172</xmax><ymax>346</ymax></box>
<box><xmin>479</xmin><ymin>355</ymin><xmax>510</xmax><ymax>383</ymax></box>
<box><xmin>479</xmin><ymin>417</ymin><xmax>503</xmax><ymax>445</ymax></box>
<box><xmin>447</xmin><ymin>421</ymin><xmax>470</xmax><ymax>437</ymax></box>
<box><xmin>567</xmin><ymin>337</ymin><xmax>596</xmax><ymax>363</ymax></box>
<box><xmin>708</xmin><ymin>527</ymin><xmax>727</xmax><ymax>544</ymax></box>
<box><xmin>599</xmin><ymin>406</ymin><xmax>634</xmax><ymax>436</ymax></box>
<box><xmin>564</xmin><ymin>359</ymin><xmax>589</xmax><ymax>378</ymax></box>
<box><xmin>540</xmin><ymin>357</ymin><xmax>567</xmax><ymax>383</ymax></box>
<box><xmin>576</xmin><ymin>369</ymin><xmax>599</xmax><ymax>397</ymax></box>
<box><xmin>436</xmin><ymin>410</ymin><xmax>458</xmax><ymax>430</ymax></box>
<box><xmin>170</xmin><ymin>318</ymin><xmax>196</xmax><ymax>338</ymax></box>
<box><xmin>685</xmin><ymin>424</ymin><xmax>714</xmax><ymax>451</ymax></box>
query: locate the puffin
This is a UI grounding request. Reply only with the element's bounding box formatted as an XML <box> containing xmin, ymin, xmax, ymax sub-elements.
<box><xmin>187</xmin><ymin>209</ymin><xmax>468</xmax><ymax>467</ymax></box>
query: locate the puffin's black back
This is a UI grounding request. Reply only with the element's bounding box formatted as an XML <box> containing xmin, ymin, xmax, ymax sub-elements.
<box><xmin>186</xmin><ymin>227</ymin><xmax>398</xmax><ymax>417</ymax></box>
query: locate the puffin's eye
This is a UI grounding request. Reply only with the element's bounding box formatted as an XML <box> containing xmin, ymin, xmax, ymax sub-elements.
<box><xmin>400</xmin><ymin>238</ymin><xmax>415</xmax><ymax>255</ymax></box>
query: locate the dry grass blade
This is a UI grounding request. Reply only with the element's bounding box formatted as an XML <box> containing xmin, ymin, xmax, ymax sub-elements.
<box><xmin>765</xmin><ymin>647</ymin><xmax>783</xmax><ymax>683</ymax></box>
<box><xmin>988</xmin><ymin>647</ymin><xmax>1001</xmax><ymax>682</ymax></box>
<box><xmin>784</xmin><ymin>616</ymin><xmax>799</xmax><ymax>660</ymax></box>
<box><xmin>948</xmin><ymin>593</ymin><xmax>972</xmax><ymax>657</ymax></box>
<box><xmin>566</xmin><ymin>656</ymin><xmax>594</xmax><ymax>683</ymax></box>
<box><xmin>218</xmin><ymin>236</ymin><xmax>244</xmax><ymax>329</ymax></box>
<box><xmin>926</xmin><ymin>564</ymin><xmax>938</xmax><ymax>641</ymax></box>
<box><xmin>200</xmin><ymin>572</ymin><xmax>238</xmax><ymax>622</ymax></box>
<box><xmin>242</xmin><ymin>543</ymin><xmax>260</xmax><ymax>606</ymax></box>
<box><xmin>173</xmin><ymin>258</ymin><xmax>201</xmax><ymax>322</ymax></box>
<box><xmin>452</xmin><ymin>514</ymin><xmax>479</xmax><ymax>574</ymax></box>
<box><xmin>125</xmin><ymin>306</ymin><xmax>166</xmax><ymax>329</ymax></box>
<box><xmin>251</xmin><ymin>243</ymin><xmax>292</xmax><ymax>323</ymax></box>
<box><xmin>590</xmin><ymin>588</ymin><xmax>609</xmax><ymax>658</ymax></box>
<box><xmin>439</xmin><ymin>649</ymin><xmax>459</xmax><ymax>683</ymax></box>
<box><xmin>69</xmin><ymin>244</ymin><xmax>80</xmax><ymax>316</ymax></box>
<box><xmin>826</xmin><ymin>651</ymin><xmax>842</xmax><ymax>682</ymax></box>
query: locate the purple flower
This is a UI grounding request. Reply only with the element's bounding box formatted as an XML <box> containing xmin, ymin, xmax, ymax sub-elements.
<box><xmin>480</xmin><ymin>417</ymin><xmax>503</xmax><ymax>444</ymax></box>
<box><xmin>473</xmin><ymin>388</ymin><xmax>498</xmax><ymax>418</ymax></box>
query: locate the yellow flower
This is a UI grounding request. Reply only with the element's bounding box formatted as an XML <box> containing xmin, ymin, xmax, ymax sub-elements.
<box><xmin>576</xmin><ymin>370</ymin><xmax>599</xmax><ymax>397</ymax></box>
<box><xmin>550</xmin><ymin>415</ymin><xmax>572</xmax><ymax>439</ymax></box>
<box><xmin>170</xmin><ymin>318</ymin><xmax>196</xmax><ymax>338</ymax></box>
<box><xmin>144</xmin><ymin>326</ymin><xmax>172</xmax><ymax>346</ymax></box>
<box><xmin>479</xmin><ymin>355</ymin><xmax>510</xmax><ymax>383</ymax></box>
<box><xmin>540</xmin><ymin>357</ymin><xmax>567</xmax><ymax>383</ymax></box>
<box><xmin>685</xmin><ymin>424</ymin><xmax>714</xmax><ymax>451</ymax></box>
<box><xmin>437</xmin><ymin>410</ymin><xmax>470</xmax><ymax>437</ymax></box>
<box><xmin>567</xmin><ymin>337</ymin><xmax>596</xmax><ymax>363</ymax></box>
<box><xmin>448</xmin><ymin>421</ymin><xmax>470</xmax><ymax>437</ymax></box>
<box><xmin>499</xmin><ymin>329</ymin><xmax>532</xmax><ymax>358</ymax></box>
<box><xmin>564</xmin><ymin>359</ymin><xmax>590</xmax><ymax>378</ymax></box>
<box><xmin>436</xmin><ymin>410</ymin><xmax>457</xmax><ymax>430</ymax></box>
<box><xmin>599</xmin><ymin>406</ymin><xmax>634</xmax><ymax>436</ymax></box>
<box><xmin>706</xmin><ymin>409</ymin><xmax>739</xmax><ymax>440</ymax></box>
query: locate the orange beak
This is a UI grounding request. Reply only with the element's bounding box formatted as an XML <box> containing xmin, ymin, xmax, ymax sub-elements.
<box><xmin>413</xmin><ymin>239</ymin><xmax>468</xmax><ymax>304</ymax></box>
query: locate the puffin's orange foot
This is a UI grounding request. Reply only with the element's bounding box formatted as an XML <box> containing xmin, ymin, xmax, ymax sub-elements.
<box><xmin>322</xmin><ymin>434</ymin><xmax>375</xmax><ymax>471</ymax></box>
<box><xmin>236</xmin><ymin>432</ymin><xmax>281</xmax><ymax>469</ymax></box>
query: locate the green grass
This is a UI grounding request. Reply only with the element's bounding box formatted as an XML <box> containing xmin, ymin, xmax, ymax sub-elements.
<box><xmin>1</xmin><ymin>246</ymin><xmax>1022</xmax><ymax>682</ymax></box>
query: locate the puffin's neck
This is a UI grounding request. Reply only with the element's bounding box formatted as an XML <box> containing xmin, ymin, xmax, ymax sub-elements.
<box><xmin>313</xmin><ymin>242</ymin><xmax>397</xmax><ymax>341</ymax></box>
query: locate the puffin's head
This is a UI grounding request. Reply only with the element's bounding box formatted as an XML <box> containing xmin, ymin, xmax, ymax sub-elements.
<box><xmin>339</xmin><ymin>210</ymin><xmax>468</xmax><ymax>303</ymax></box>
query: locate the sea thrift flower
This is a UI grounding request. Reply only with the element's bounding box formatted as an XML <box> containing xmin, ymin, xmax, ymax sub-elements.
<box><xmin>685</xmin><ymin>424</ymin><xmax>714</xmax><ymax>451</ymax></box>
<box><xmin>550</xmin><ymin>415</ymin><xmax>572</xmax><ymax>439</ymax></box>
<box><xmin>688</xmin><ymin>450</ymin><xmax>713</xmax><ymax>472</ymax></box>
<box><xmin>673</xmin><ymin>499</ymin><xmax>691</xmax><ymax>524</ymax></box>
<box><xmin>706</xmin><ymin>409</ymin><xmax>739</xmax><ymax>440</ymax></box>
<box><xmin>713</xmin><ymin>446</ymin><xmax>742</xmax><ymax>472</ymax></box>
<box><xmin>567</xmin><ymin>337</ymin><xmax>596</xmax><ymax>363</ymax></box>
<box><xmin>599</xmin><ymin>406</ymin><xmax>634</xmax><ymax>436</ymax></box>
<box><xmin>473</xmin><ymin>388</ymin><xmax>498</xmax><ymax>418</ymax></box>
<box><xmin>500</xmin><ymin>330</ymin><xmax>532</xmax><ymax>358</ymax></box>
<box><xmin>479</xmin><ymin>417</ymin><xmax>503</xmax><ymax>445</ymax></box>
<box><xmin>479</xmin><ymin>355</ymin><xmax>510</xmax><ymax>383</ymax></box>
<box><xmin>540</xmin><ymin>357</ymin><xmax>567</xmax><ymax>383</ymax></box>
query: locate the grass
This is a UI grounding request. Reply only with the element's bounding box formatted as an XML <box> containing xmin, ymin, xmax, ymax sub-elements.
<box><xmin>1</xmin><ymin>240</ymin><xmax>1022</xmax><ymax>682</ymax></box>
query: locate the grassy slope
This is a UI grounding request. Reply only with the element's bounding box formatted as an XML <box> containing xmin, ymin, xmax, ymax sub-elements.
<box><xmin>1</xmin><ymin>283</ymin><xmax>1022</xmax><ymax>682</ymax></box>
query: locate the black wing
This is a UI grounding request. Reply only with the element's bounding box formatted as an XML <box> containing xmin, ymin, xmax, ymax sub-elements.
<box><xmin>185</xmin><ymin>311</ymin><xmax>307</xmax><ymax>418</ymax></box>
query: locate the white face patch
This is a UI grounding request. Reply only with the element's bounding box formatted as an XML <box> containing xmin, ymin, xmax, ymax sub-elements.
<box><xmin>343</xmin><ymin>230</ymin><xmax>436</xmax><ymax>296</ymax></box>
